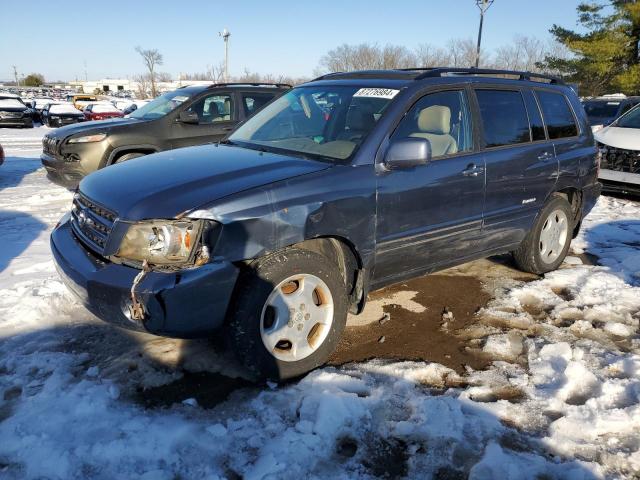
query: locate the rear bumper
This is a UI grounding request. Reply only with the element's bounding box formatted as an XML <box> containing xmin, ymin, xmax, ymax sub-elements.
<box><xmin>51</xmin><ymin>215</ymin><xmax>240</xmax><ymax>338</ymax></box>
<box><xmin>582</xmin><ymin>182</ymin><xmax>602</xmax><ymax>218</ymax></box>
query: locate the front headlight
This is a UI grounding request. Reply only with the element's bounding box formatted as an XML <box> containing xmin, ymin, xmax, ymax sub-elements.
<box><xmin>68</xmin><ymin>133</ymin><xmax>106</xmax><ymax>144</ymax></box>
<box><xmin>116</xmin><ymin>219</ymin><xmax>204</xmax><ymax>266</ymax></box>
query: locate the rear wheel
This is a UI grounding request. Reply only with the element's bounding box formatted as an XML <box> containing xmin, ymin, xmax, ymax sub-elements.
<box><xmin>513</xmin><ymin>195</ymin><xmax>573</xmax><ymax>274</ymax></box>
<box><xmin>228</xmin><ymin>248</ymin><xmax>348</xmax><ymax>381</ymax></box>
<box><xmin>114</xmin><ymin>152</ymin><xmax>145</xmax><ymax>164</ymax></box>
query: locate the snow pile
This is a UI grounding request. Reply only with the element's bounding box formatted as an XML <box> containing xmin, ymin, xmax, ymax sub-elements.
<box><xmin>0</xmin><ymin>127</ymin><xmax>638</xmax><ymax>478</ymax></box>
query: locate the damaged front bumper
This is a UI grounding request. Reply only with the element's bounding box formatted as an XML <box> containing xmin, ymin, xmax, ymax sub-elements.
<box><xmin>598</xmin><ymin>143</ymin><xmax>640</xmax><ymax>195</ymax></box>
<box><xmin>51</xmin><ymin>215</ymin><xmax>240</xmax><ymax>338</ymax></box>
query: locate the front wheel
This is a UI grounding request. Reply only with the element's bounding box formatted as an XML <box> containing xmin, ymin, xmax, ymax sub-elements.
<box><xmin>513</xmin><ymin>195</ymin><xmax>573</xmax><ymax>274</ymax></box>
<box><xmin>228</xmin><ymin>248</ymin><xmax>348</xmax><ymax>381</ymax></box>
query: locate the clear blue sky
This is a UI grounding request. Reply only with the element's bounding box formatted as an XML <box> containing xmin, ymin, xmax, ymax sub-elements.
<box><xmin>0</xmin><ymin>0</ymin><xmax>583</xmax><ymax>82</ymax></box>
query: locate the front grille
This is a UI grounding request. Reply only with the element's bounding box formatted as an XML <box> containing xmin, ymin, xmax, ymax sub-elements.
<box><xmin>598</xmin><ymin>142</ymin><xmax>640</xmax><ymax>174</ymax></box>
<box><xmin>70</xmin><ymin>192</ymin><xmax>117</xmax><ymax>255</ymax></box>
<box><xmin>43</xmin><ymin>136</ymin><xmax>60</xmax><ymax>156</ymax></box>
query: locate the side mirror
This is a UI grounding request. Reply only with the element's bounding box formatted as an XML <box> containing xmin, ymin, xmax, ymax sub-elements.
<box><xmin>384</xmin><ymin>137</ymin><xmax>431</xmax><ymax>169</ymax></box>
<box><xmin>178</xmin><ymin>110</ymin><xmax>200</xmax><ymax>125</ymax></box>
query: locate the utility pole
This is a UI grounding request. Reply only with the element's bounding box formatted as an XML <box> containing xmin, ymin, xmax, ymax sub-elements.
<box><xmin>475</xmin><ymin>0</ymin><xmax>494</xmax><ymax>68</ymax></box>
<box><xmin>219</xmin><ymin>28</ymin><xmax>231</xmax><ymax>82</ymax></box>
<box><xmin>12</xmin><ymin>65</ymin><xmax>18</xmax><ymax>86</ymax></box>
<box><xmin>84</xmin><ymin>60</ymin><xmax>88</xmax><ymax>81</ymax></box>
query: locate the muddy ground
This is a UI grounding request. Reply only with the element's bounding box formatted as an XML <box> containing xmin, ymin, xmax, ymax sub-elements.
<box><xmin>329</xmin><ymin>254</ymin><xmax>539</xmax><ymax>374</ymax></box>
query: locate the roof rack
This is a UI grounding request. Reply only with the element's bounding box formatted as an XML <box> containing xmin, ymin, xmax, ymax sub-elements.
<box><xmin>311</xmin><ymin>68</ymin><xmax>565</xmax><ymax>85</ymax></box>
<box><xmin>206</xmin><ymin>82</ymin><xmax>293</xmax><ymax>88</ymax></box>
<box><xmin>311</xmin><ymin>70</ymin><xmax>418</xmax><ymax>81</ymax></box>
<box><xmin>412</xmin><ymin>67</ymin><xmax>564</xmax><ymax>85</ymax></box>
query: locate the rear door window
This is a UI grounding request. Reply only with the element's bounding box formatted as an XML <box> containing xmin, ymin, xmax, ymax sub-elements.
<box><xmin>242</xmin><ymin>93</ymin><xmax>276</xmax><ymax>116</ymax></box>
<box><xmin>535</xmin><ymin>91</ymin><xmax>578</xmax><ymax>139</ymax></box>
<box><xmin>475</xmin><ymin>89</ymin><xmax>531</xmax><ymax>148</ymax></box>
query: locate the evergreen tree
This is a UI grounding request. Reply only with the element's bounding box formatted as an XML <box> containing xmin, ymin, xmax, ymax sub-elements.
<box><xmin>545</xmin><ymin>1</ymin><xmax>640</xmax><ymax>96</ymax></box>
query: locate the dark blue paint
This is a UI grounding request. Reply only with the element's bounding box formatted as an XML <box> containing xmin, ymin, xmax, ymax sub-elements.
<box><xmin>52</xmin><ymin>73</ymin><xmax>601</xmax><ymax>337</ymax></box>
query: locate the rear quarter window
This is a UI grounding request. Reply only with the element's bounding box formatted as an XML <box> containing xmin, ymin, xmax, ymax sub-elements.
<box><xmin>242</xmin><ymin>93</ymin><xmax>276</xmax><ymax>116</ymax></box>
<box><xmin>535</xmin><ymin>91</ymin><xmax>578</xmax><ymax>139</ymax></box>
<box><xmin>476</xmin><ymin>89</ymin><xmax>531</xmax><ymax>148</ymax></box>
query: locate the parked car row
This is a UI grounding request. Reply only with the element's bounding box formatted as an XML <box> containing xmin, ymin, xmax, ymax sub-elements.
<box><xmin>47</xmin><ymin>71</ymin><xmax>601</xmax><ymax>381</ymax></box>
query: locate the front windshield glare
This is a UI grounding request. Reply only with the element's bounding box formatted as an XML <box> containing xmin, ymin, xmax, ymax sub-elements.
<box><xmin>616</xmin><ymin>105</ymin><xmax>640</xmax><ymax>129</ymax></box>
<box><xmin>229</xmin><ymin>86</ymin><xmax>398</xmax><ymax>160</ymax></box>
<box><xmin>129</xmin><ymin>91</ymin><xmax>191</xmax><ymax>120</ymax></box>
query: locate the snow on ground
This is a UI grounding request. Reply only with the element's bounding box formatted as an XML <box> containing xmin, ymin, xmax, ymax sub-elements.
<box><xmin>0</xmin><ymin>126</ymin><xmax>639</xmax><ymax>479</ymax></box>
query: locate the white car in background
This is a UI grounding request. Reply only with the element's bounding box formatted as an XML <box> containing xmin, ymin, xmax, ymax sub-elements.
<box><xmin>594</xmin><ymin>104</ymin><xmax>640</xmax><ymax>195</ymax></box>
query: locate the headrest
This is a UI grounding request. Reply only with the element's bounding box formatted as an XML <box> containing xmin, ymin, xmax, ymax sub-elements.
<box><xmin>223</xmin><ymin>98</ymin><xmax>231</xmax><ymax>114</ymax></box>
<box><xmin>346</xmin><ymin>106</ymin><xmax>375</xmax><ymax>132</ymax></box>
<box><xmin>417</xmin><ymin>106</ymin><xmax>451</xmax><ymax>135</ymax></box>
<box><xmin>207</xmin><ymin>101</ymin><xmax>220</xmax><ymax>116</ymax></box>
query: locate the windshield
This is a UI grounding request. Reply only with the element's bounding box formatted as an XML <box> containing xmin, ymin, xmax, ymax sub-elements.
<box><xmin>0</xmin><ymin>99</ymin><xmax>26</xmax><ymax>109</ymax></box>
<box><xmin>583</xmin><ymin>100</ymin><xmax>621</xmax><ymax>121</ymax></box>
<box><xmin>228</xmin><ymin>85</ymin><xmax>398</xmax><ymax>161</ymax></box>
<box><xmin>616</xmin><ymin>105</ymin><xmax>640</xmax><ymax>129</ymax></box>
<box><xmin>129</xmin><ymin>90</ymin><xmax>192</xmax><ymax>120</ymax></box>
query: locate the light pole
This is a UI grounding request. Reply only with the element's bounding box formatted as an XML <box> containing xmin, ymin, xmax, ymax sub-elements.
<box><xmin>475</xmin><ymin>0</ymin><xmax>494</xmax><ymax>68</ymax></box>
<box><xmin>219</xmin><ymin>28</ymin><xmax>231</xmax><ymax>82</ymax></box>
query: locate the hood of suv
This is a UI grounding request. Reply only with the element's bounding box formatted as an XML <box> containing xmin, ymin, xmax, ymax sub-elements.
<box><xmin>49</xmin><ymin>117</ymin><xmax>140</xmax><ymax>138</ymax></box>
<box><xmin>595</xmin><ymin>126</ymin><xmax>640</xmax><ymax>151</ymax></box>
<box><xmin>79</xmin><ymin>144</ymin><xmax>331</xmax><ymax>220</ymax></box>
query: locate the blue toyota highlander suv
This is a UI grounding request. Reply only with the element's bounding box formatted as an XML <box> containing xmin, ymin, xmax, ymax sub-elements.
<box><xmin>51</xmin><ymin>68</ymin><xmax>601</xmax><ymax>380</ymax></box>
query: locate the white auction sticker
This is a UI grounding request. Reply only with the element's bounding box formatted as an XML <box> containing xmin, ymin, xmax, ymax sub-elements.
<box><xmin>353</xmin><ymin>88</ymin><xmax>399</xmax><ymax>99</ymax></box>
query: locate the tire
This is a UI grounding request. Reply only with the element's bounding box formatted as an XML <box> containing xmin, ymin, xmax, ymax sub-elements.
<box><xmin>228</xmin><ymin>247</ymin><xmax>348</xmax><ymax>381</ymax></box>
<box><xmin>513</xmin><ymin>194</ymin><xmax>574</xmax><ymax>274</ymax></box>
<box><xmin>114</xmin><ymin>152</ymin><xmax>145</xmax><ymax>164</ymax></box>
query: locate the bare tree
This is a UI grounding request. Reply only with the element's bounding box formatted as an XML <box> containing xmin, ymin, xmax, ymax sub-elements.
<box><xmin>316</xmin><ymin>36</ymin><xmax>568</xmax><ymax>77</ymax></box>
<box><xmin>318</xmin><ymin>43</ymin><xmax>415</xmax><ymax>73</ymax></box>
<box><xmin>414</xmin><ymin>44</ymin><xmax>452</xmax><ymax>67</ymax></box>
<box><xmin>494</xmin><ymin>35</ymin><xmax>546</xmax><ymax>72</ymax></box>
<box><xmin>447</xmin><ymin>38</ymin><xmax>481</xmax><ymax>67</ymax></box>
<box><xmin>208</xmin><ymin>61</ymin><xmax>226</xmax><ymax>83</ymax></box>
<box><xmin>135</xmin><ymin>46</ymin><xmax>163</xmax><ymax>97</ymax></box>
<box><xmin>156</xmin><ymin>72</ymin><xmax>172</xmax><ymax>83</ymax></box>
<box><xmin>133</xmin><ymin>74</ymin><xmax>149</xmax><ymax>99</ymax></box>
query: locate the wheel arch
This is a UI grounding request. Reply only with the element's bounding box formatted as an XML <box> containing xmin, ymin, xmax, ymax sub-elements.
<box><xmin>233</xmin><ymin>236</ymin><xmax>367</xmax><ymax>315</ymax></box>
<box><xmin>553</xmin><ymin>187</ymin><xmax>583</xmax><ymax>238</ymax></box>
<box><xmin>104</xmin><ymin>145</ymin><xmax>160</xmax><ymax>167</ymax></box>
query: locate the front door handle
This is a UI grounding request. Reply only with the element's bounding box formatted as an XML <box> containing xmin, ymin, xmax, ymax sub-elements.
<box><xmin>538</xmin><ymin>151</ymin><xmax>553</xmax><ymax>161</ymax></box>
<box><xmin>462</xmin><ymin>164</ymin><xmax>485</xmax><ymax>177</ymax></box>
<box><xmin>222</xmin><ymin>126</ymin><xmax>234</xmax><ymax>132</ymax></box>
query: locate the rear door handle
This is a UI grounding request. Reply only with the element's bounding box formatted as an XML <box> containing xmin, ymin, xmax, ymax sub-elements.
<box><xmin>462</xmin><ymin>164</ymin><xmax>485</xmax><ymax>177</ymax></box>
<box><xmin>538</xmin><ymin>151</ymin><xmax>553</xmax><ymax>161</ymax></box>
